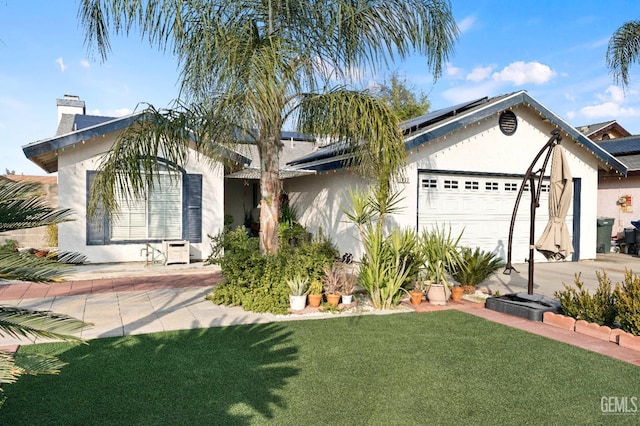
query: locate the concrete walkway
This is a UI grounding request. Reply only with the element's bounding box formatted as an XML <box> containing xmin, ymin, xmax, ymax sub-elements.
<box><xmin>1</xmin><ymin>254</ymin><xmax>640</xmax><ymax>366</ymax></box>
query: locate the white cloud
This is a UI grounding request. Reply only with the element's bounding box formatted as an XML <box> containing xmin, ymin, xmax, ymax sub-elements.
<box><xmin>56</xmin><ymin>57</ymin><xmax>67</xmax><ymax>72</ymax></box>
<box><xmin>81</xmin><ymin>60</ymin><xmax>90</xmax><ymax>68</ymax></box>
<box><xmin>466</xmin><ymin>66</ymin><xmax>493</xmax><ymax>82</ymax></box>
<box><xmin>580</xmin><ymin>102</ymin><xmax>639</xmax><ymax>119</ymax></box>
<box><xmin>492</xmin><ymin>61</ymin><xmax>556</xmax><ymax>86</ymax></box>
<box><xmin>441</xmin><ymin>80</ymin><xmax>501</xmax><ymax>104</ymax></box>
<box><xmin>579</xmin><ymin>86</ymin><xmax>640</xmax><ymax>119</ymax></box>
<box><xmin>597</xmin><ymin>85</ymin><xmax>625</xmax><ymax>103</ymax></box>
<box><xmin>113</xmin><ymin>108</ymin><xmax>132</xmax><ymax>117</ymax></box>
<box><xmin>457</xmin><ymin>16</ymin><xmax>476</xmax><ymax>34</ymax></box>
<box><xmin>445</xmin><ymin>62</ymin><xmax>464</xmax><ymax>79</ymax></box>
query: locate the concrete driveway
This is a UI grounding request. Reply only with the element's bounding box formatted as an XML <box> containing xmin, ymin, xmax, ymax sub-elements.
<box><xmin>481</xmin><ymin>253</ymin><xmax>640</xmax><ymax>297</ymax></box>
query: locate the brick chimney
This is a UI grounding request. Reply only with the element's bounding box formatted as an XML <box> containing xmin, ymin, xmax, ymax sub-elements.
<box><xmin>56</xmin><ymin>94</ymin><xmax>85</xmax><ymax>124</ymax></box>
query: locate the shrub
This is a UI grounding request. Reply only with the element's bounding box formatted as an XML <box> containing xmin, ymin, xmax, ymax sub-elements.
<box><xmin>554</xmin><ymin>271</ymin><xmax>617</xmax><ymax>327</ymax></box>
<box><xmin>207</xmin><ymin>226</ymin><xmax>337</xmax><ymax>314</ymax></box>
<box><xmin>614</xmin><ymin>270</ymin><xmax>640</xmax><ymax>336</ymax></box>
<box><xmin>452</xmin><ymin>247</ymin><xmax>505</xmax><ymax>289</ymax></box>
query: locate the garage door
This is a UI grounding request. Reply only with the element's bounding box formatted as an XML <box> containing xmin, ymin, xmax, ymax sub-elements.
<box><xmin>417</xmin><ymin>172</ymin><xmax>574</xmax><ymax>264</ymax></box>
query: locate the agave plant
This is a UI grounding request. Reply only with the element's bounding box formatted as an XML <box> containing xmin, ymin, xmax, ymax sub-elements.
<box><xmin>286</xmin><ymin>274</ymin><xmax>309</xmax><ymax>296</ymax></box>
<box><xmin>0</xmin><ymin>178</ymin><xmax>90</xmax><ymax>401</ymax></box>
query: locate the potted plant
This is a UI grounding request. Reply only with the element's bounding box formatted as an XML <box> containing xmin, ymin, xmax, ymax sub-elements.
<box><xmin>452</xmin><ymin>247</ymin><xmax>505</xmax><ymax>294</ymax></box>
<box><xmin>341</xmin><ymin>271</ymin><xmax>356</xmax><ymax>305</ymax></box>
<box><xmin>419</xmin><ymin>224</ymin><xmax>464</xmax><ymax>306</ymax></box>
<box><xmin>287</xmin><ymin>275</ymin><xmax>309</xmax><ymax>311</ymax></box>
<box><xmin>409</xmin><ymin>278</ymin><xmax>426</xmax><ymax>306</ymax></box>
<box><xmin>308</xmin><ymin>279</ymin><xmax>323</xmax><ymax>308</ymax></box>
<box><xmin>322</xmin><ymin>264</ymin><xmax>343</xmax><ymax>306</ymax></box>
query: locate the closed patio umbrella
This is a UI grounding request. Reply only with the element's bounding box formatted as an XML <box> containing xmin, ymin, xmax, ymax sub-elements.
<box><xmin>535</xmin><ymin>144</ymin><xmax>573</xmax><ymax>260</ymax></box>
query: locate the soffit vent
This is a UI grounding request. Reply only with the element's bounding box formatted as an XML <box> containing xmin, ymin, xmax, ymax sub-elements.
<box><xmin>499</xmin><ymin>110</ymin><xmax>518</xmax><ymax>136</ymax></box>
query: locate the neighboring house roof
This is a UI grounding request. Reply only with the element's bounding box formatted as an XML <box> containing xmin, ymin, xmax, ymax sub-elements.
<box><xmin>2</xmin><ymin>174</ymin><xmax>57</xmax><ymax>185</ymax></box>
<box><xmin>577</xmin><ymin>120</ymin><xmax>631</xmax><ymax>141</ymax></box>
<box><xmin>23</xmin><ymin>112</ymin><xmax>252</xmax><ymax>173</ymax></box>
<box><xmin>597</xmin><ymin>136</ymin><xmax>640</xmax><ymax>173</ymax></box>
<box><xmin>286</xmin><ymin>90</ymin><xmax>628</xmax><ymax>177</ymax></box>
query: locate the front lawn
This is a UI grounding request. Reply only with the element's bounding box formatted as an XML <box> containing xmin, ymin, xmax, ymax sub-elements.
<box><xmin>2</xmin><ymin>311</ymin><xmax>639</xmax><ymax>425</ymax></box>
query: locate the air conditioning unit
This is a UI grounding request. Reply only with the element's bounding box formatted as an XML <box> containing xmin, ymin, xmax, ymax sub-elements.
<box><xmin>163</xmin><ymin>240</ymin><xmax>190</xmax><ymax>265</ymax></box>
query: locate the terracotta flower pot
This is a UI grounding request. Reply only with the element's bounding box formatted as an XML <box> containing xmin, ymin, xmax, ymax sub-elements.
<box><xmin>409</xmin><ymin>291</ymin><xmax>423</xmax><ymax>306</ymax></box>
<box><xmin>326</xmin><ymin>293</ymin><xmax>341</xmax><ymax>307</ymax></box>
<box><xmin>451</xmin><ymin>286</ymin><xmax>464</xmax><ymax>302</ymax></box>
<box><xmin>308</xmin><ymin>293</ymin><xmax>322</xmax><ymax>308</ymax></box>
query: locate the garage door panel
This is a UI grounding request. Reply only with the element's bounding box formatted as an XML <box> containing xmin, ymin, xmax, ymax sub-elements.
<box><xmin>418</xmin><ymin>173</ymin><xmax>573</xmax><ymax>263</ymax></box>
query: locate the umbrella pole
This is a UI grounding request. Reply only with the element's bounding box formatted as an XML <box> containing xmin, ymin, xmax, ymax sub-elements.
<box><xmin>504</xmin><ymin>130</ymin><xmax>562</xmax><ymax>294</ymax></box>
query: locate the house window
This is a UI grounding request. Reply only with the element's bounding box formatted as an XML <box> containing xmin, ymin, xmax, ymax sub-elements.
<box><xmin>111</xmin><ymin>172</ymin><xmax>182</xmax><ymax>241</ymax></box>
<box><xmin>504</xmin><ymin>183</ymin><xmax>518</xmax><ymax>192</ymax></box>
<box><xmin>444</xmin><ymin>179</ymin><xmax>458</xmax><ymax>189</ymax></box>
<box><xmin>422</xmin><ymin>178</ymin><xmax>437</xmax><ymax>188</ymax></box>
<box><xmin>485</xmin><ymin>182</ymin><xmax>499</xmax><ymax>191</ymax></box>
<box><xmin>465</xmin><ymin>181</ymin><xmax>479</xmax><ymax>190</ymax></box>
<box><xmin>86</xmin><ymin>164</ymin><xmax>202</xmax><ymax>245</ymax></box>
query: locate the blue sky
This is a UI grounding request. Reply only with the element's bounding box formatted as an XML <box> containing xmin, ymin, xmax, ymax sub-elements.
<box><xmin>2</xmin><ymin>0</ymin><xmax>640</xmax><ymax>176</ymax></box>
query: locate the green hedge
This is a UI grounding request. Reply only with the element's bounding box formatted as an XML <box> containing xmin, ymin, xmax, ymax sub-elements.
<box><xmin>555</xmin><ymin>269</ymin><xmax>640</xmax><ymax>335</ymax></box>
<box><xmin>206</xmin><ymin>226</ymin><xmax>338</xmax><ymax>314</ymax></box>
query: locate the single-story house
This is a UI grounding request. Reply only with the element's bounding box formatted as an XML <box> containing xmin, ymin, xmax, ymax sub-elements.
<box><xmin>284</xmin><ymin>90</ymin><xmax>627</xmax><ymax>264</ymax></box>
<box><xmin>23</xmin><ymin>91</ymin><xmax>627</xmax><ymax>264</ymax></box>
<box><xmin>23</xmin><ymin>95</ymin><xmax>317</xmax><ymax>264</ymax></box>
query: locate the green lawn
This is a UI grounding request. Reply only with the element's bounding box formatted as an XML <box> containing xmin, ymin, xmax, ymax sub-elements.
<box><xmin>2</xmin><ymin>310</ymin><xmax>639</xmax><ymax>425</ymax></box>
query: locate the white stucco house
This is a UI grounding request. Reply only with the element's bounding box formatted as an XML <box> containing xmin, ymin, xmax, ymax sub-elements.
<box><xmin>22</xmin><ymin>95</ymin><xmax>317</xmax><ymax>264</ymax></box>
<box><xmin>284</xmin><ymin>90</ymin><xmax>627</xmax><ymax>264</ymax></box>
<box><xmin>23</xmin><ymin>91</ymin><xmax>627</xmax><ymax>265</ymax></box>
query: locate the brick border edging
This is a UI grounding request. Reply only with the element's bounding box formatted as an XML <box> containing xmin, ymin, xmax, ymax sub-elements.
<box><xmin>543</xmin><ymin>312</ymin><xmax>640</xmax><ymax>352</ymax></box>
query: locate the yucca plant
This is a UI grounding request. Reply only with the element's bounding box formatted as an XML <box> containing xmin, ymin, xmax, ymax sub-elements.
<box><xmin>418</xmin><ymin>224</ymin><xmax>464</xmax><ymax>289</ymax></box>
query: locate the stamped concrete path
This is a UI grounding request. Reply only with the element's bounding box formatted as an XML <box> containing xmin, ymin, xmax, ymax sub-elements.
<box><xmin>1</xmin><ymin>256</ymin><xmax>640</xmax><ymax>366</ymax></box>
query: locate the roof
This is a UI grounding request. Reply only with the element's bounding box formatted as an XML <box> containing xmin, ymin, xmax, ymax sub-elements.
<box><xmin>23</xmin><ymin>112</ymin><xmax>251</xmax><ymax>173</ymax></box>
<box><xmin>597</xmin><ymin>136</ymin><xmax>640</xmax><ymax>155</ymax></box>
<box><xmin>56</xmin><ymin>114</ymin><xmax>115</xmax><ymax>136</ymax></box>
<box><xmin>226</xmin><ymin>167</ymin><xmax>316</xmax><ymax>179</ymax></box>
<box><xmin>597</xmin><ymin>136</ymin><xmax>640</xmax><ymax>172</ymax></box>
<box><xmin>286</xmin><ymin>90</ymin><xmax>628</xmax><ymax>177</ymax></box>
<box><xmin>577</xmin><ymin>120</ymin><xmax>631</xmax><ymax>141</ymax></box>
<box><xmin>2</xmin><ymin>174</ymin><xmax>57</xmax><ymax>185</ymax></box>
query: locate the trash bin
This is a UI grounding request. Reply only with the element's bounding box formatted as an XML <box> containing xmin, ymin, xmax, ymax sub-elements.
<box><xmin>596</xmin><ymin>217</ymin><xmax>615</xmax><ymax>253</ymax></box>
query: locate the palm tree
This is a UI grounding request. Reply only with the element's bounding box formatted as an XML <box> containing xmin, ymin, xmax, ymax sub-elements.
<box><xmin>79</xmin><ymin>0</ymin><xmax>458</xmax><ymax>254</ymax></box>
<box><xmin>0</xmin><ymin>178</ymin><xmax>89</xmax><ymax>400</ymax></box>
<box><xmin>607</xmin><ymin>20</ymin><xmax>640</xmax><ymax>88</ymax></box>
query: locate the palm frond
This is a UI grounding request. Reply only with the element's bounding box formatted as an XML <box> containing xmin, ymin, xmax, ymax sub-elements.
<box><xmin>12</xmin><ymin>352</ymin><xmax>69</xmax><ymax>377</ymax></box>
<box><xmin>0</xmin><ymin>251</ymin><xmax>71</xmax><ymax>283</ymax></box>
<box><xmin>607</xmin><ymin>20</ymin><xmax>640</xmax><ymax>88</ymax></box>
<box><xmin>0</xmin><ymin>180</ymin><xmax>73</xmax><ymax>232</ymax></box>
<box><xmin>297</xmin><ymin>88</ymin><xmax>406</xmax><ymax>187</ymax></box>
<box><xmin>0</xmin><ymin>307</ymin><xmax>90</xmax><ymax>341</ymax></box>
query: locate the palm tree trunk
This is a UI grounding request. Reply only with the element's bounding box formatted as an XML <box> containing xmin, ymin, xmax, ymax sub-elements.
<box><xmin>258</xmin><ymin>136</ymin><xmax>281</xmax><ymax>254</ymax></box>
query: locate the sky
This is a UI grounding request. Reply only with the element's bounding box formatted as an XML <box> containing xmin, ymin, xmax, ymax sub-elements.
<box><xmin>2</xmin><ymin>0</ymin><xmax>640</xmax><ymax>176</ymax></box>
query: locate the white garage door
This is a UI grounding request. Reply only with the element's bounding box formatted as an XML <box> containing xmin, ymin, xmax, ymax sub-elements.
<box><xmin>417</xmin><ymin>172</ymin><xmax>574</xmax><ymax>264</ymax></box>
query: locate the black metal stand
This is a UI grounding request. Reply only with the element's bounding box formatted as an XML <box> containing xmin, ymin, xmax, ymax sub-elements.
<box><xmin>503</xmin><ymin>129</ymin><xmax>562</xmax><ymax>295</ymax></box>
<box><xmin>484</xmin><ymin>130</ymin><xmax>564</xmax><ymax>321</ymax></box>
